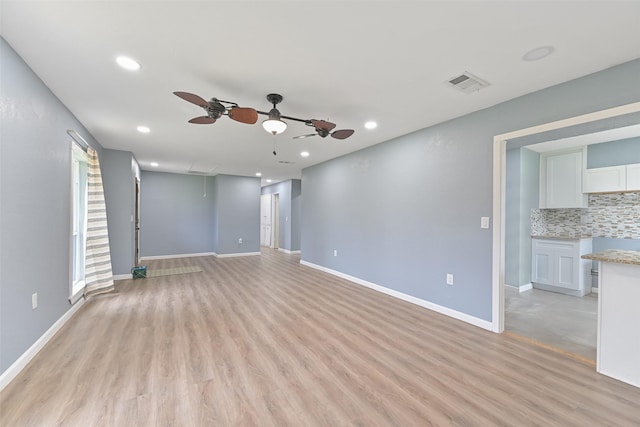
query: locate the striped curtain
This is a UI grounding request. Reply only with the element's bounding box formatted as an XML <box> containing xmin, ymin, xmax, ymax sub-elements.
<box><xmin>84</xmin><ymin>147</ymin><xmax>115</xmax><ymax>297</ymax></box>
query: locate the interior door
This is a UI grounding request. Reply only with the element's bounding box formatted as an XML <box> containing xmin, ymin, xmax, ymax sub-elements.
<box><xmin>260</xmin><ymin>194</ymin><xmax>272</xmax><ymax>247</ymax></box>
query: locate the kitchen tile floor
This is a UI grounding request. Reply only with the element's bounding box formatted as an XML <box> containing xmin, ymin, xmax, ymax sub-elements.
<box><xmin>505</xmin><ymin>286</ymin><xmax>597</xmax><ymax>361</ymax></box>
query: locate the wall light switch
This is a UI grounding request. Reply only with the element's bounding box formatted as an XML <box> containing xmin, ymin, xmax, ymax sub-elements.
<box><xmin>238</xmin><ymin>238</ymin><xmax>243</xmax><ymax>244</ymax></box>
<box><xmin>446</xmin><ymin>274</ymin><xmax>454</xmax><ymax>285</ymax></box>
<box><xmin>481</xmin><ymin>217</ymin><xmax>490</xmax><ymax>229</ymax></box>
<box><xmin>333</xmin><ymin>249</ymin><xmax>338</xmax><ymax>257</ymax></box>
<box><xmin>32</xmin><ymin>293</ymin><xmax>38</xmax><ymax>309</ymax></box>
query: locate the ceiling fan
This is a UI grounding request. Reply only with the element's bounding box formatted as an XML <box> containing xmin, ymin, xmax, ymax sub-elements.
<box><xmin>292</xmin><ymin>119</ymin><xmax>355</xmax><ymax>140</ymax></box>
<box><xmin>173</xmin><ymin>91</ymin><xmax>355</xmax><ymax>139</ymax></box>
<box><xmin>173</xmin><ymin>91</ymin><xmax>258</xmax><ymax>125</ymax></box>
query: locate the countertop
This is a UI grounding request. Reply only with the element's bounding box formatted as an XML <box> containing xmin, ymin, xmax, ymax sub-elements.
<box><xmin>582</xmin><ymin>249</ymin><xmax>640</xmax><ymax>266</ymax></box>
<box><xmin>531</xmin><ymin>234</ymin><xmax>592</xmax><ymax>240</ymax></box>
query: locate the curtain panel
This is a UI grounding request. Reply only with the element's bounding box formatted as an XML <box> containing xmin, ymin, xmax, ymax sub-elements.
<box><xmin>83</xmin><ymin>147</ymin><xmax>115</xmax><ymax>297</ymax></box>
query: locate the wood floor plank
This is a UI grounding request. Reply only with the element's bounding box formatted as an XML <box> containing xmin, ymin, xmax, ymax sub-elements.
<box><xmin>2</xmin><ymin>248</ymin><xmax>640</xmax><ymax>426</ymax></box>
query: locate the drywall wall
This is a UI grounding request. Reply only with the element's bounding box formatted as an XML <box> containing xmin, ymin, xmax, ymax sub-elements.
<box><xmin>139</xmin><ymin>171</ymin><xmax>216</xmax><ymax>257</ymax></box>
<box><xmin>302</xmin><ymin>58</ymin><xmax>640</xmax><ymax>322</ymax></box>
<box><xmin>213</xmin><ymin>175</ymin><xmax>261</xmax><ymax>255</ymax></box>
<box><xmin>0</xmin><ymin>38</ymin><xmax>104</xmax><ymax>373</ymax></box>
<box><xmin>587</xmin><ymin>137</ymin><xmax>640</xmax><ymax>168</ymax></box>
<box><xmin>101</xmin><ymin>149</ymin><xmax>136</xmax><ymax>275</ymax></box>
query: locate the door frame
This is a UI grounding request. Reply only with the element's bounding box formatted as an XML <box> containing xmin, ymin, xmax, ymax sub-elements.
<box><xmin>134</xmin><ymin>177</ymin><xmax>140</xmax><ymax>266</ymax></box>
<box><xmin>491</xmin><ymin>101</ymin><xmax>640</xmax><ymax>333</ymax></box>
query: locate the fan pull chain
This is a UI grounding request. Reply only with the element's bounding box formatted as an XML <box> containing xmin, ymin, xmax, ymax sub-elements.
<box><xmin>272</xmin><ymin>134</ymin><xmax>277</xmax><ymax>156</ymax></box>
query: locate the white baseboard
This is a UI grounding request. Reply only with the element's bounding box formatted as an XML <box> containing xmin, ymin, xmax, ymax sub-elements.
<box><xmin>505</xmin><ymin>283</ymin><xmax>533</xmax><ymax>293</ymax></box>
<box><xmin>278</xmin><ymin>248</ymin><xmax>301</xmax><ymax>255</ymax></box>
<box><xmin>113</xmin><ymin>273</ymin><xmax>132</xmax><ymax>281</ymax></box>
<box><xmin>591</xmin><ymin>287</ymin><xmax>599</xmax><ymax>294</ymax></box>
<box><xmin>300</xmin><ymin>260</ymin><xmax>493</xmax><ymax>331</ymax></box>
<box><xmin>215</xmin><ymin>251</ymin><xmax>261</xmax><ymax>258</ymax></box>
<box><xmin>0</xmin><ymin>298</ymin><xmax>86</xmax><ymax>392</ymax></box>
<box><xmin>519</xmin><ymin>283</ymin><xmax>533</xmax><ymax>292</ymax></box>
<box><xmin>140</xmin><ymin>252</ymin><xmax>216</xmax><ymax>261</ymax></box>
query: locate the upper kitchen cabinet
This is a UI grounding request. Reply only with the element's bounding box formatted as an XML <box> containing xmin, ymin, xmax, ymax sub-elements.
<box><xmin>540</xmin><ymin>148</ymin><xmax>588</xmax><ymax>208</ymax></box>
<box><xmin>625</xmin><ymin>163</ymin><xmax>640</xmax><ymax>191</ymax></box>
<box><xmin>583</xmin><ymin>163</ymin><xmax>640</xmax><ymax>193</ymax></box>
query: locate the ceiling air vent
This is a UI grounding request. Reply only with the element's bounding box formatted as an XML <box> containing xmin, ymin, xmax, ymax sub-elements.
<box><xmin>447</xmin><ymin>71</ymin><xmax>490</xmax><ymax>94</ymax></box>
<box><xmin>279</xmin><ymin>160</ymin><xmax>295</xmax><ymax>165</ymax></box>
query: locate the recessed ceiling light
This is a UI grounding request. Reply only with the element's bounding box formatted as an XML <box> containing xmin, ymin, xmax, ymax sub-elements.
<box><xmin>116</xmin><ymin>56</ymin><xmax>141</xmax><ymax>71</ymax></box>
<box><xmin>266</xmin><ymin>179</ymin><xmax>272</xmax><ymax>183</ymax></box>
<box><xmin>300</xmin><ymin>151</ymin><xmax>310</xmax><ymax>158</ymax></box>
<box><xmin>364</xmin><ymin>121</ymin><xmax>378</xmax><ymax>130</ymax></box>
<box><xmin>522</xmin><ymin>46</ymin><xmax>555</xmax><ymax>62</ymax></box>
<box><xmin>255</xmin><ymin>172</ymin><xmax>262</xmax><ymax>177</ymax></box>
<box><xmin>137</xmin><ymin>126</ymin><xmax>150</xmax><ymax>134</ymax></box>
<box><xmin>150</xmin><ymin>162</ymin><xmax>159</xmax><ymax>167</ymax></box>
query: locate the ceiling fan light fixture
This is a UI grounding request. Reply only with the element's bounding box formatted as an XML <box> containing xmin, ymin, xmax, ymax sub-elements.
<box><xmin>262</xmin><ymin>107</ymin><xmax>288</xmax><ymax>135</ymax></box>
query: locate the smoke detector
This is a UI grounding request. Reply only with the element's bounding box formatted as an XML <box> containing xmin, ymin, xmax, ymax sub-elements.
<box><xmin>446</xmin><ymin>71</ymin><xmax>490</xmax><ymax>94</ymax></box>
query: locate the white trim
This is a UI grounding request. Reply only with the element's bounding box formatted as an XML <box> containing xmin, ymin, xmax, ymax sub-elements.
<box><xmin>505</xmin><ymin>283</ymin><xmax>533</xmax><ymax>293</ymax></box>
<box><xmin>113</xmin><ymin>273</ymin><xmax>133</xmax><ymax>281</ymax></box>
<box><xmin>591</xmin><ymin>287</ymin><xmax>599</xmax><ymax>294</ymax></box>
<box><xmin>140</xmin><ymin>252</ymin><xmax>216</xmax><ymax>261</ymax></box>
<box><xmin>300</xmin><ymin>260</ymin><xmax>493</xmax><ymax>331</ymax></box>
<box><xmin>278</xmin><ymin>248</ymin><xmax>301</xmax><ymax>255</ymax></box>
<box><xmin>69</xmin><ymin>288</ymin><xmax>84</xmax><ymax>304</ymax></box>
<box><xmin>215</xmin><ymin>251</ymin><xmax>261</xmax><ymax>258</ymax></box>
<box><xmin>492</xmin><ymin>101</ymin><xmax>640</xmax><ymax>334</ymax></box>
<box><xmin>0</xmin><ymin>298</ymin><xmax>86</xmax><ymax>391</ymax></box>
<box><xmin>519</xmin><ymin>283</ymin><xmax>533</xmax><ymax>292</ymax></box>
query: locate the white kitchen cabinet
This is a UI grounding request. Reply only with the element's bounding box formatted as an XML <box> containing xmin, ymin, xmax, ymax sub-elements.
<box><xmin>627</xmin><ymin>163</ymin><xmax>640</xmax><ymax>191</ymax></box>
<box><xmin>540</xmin><ymin>149</ymin><xmax>588</xmax><ymax>208</ymax></box>
<box><xmin>583</xmin><ymin>165</ymin><xmax>626</xmax><ymax>193</ymax></box>
<box><xmin>531</xmin><ymin>238</ymin><xmax>592</xmax><ymax>296</ymax></box>
<box><xmin>583</xmin><ymin>163</ymin><xmax>640</xmax><ymax>193</ymax></box>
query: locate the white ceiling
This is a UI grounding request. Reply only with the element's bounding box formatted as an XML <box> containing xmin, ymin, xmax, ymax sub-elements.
<box><xmin>2</xmin><ymin>1</ymin><xmax>640</xmax><ymax>185</ymax></box>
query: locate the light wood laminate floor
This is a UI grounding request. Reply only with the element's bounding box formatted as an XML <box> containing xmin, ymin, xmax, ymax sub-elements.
<box><xmin>2</xmin><ymin>249</ymin><xmax>639</xmax><ymax>426</ymax></box>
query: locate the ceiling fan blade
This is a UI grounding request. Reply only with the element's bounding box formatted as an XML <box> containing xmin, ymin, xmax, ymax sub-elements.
<box><xmin>311</xmin><ymin>119</ymin><xmax>336</xmax><ymax>131</ymax></box>
<box><xmin>228</xmin><ymin>107</ymin><xmax>258</xmax><ymax>124</ymax></box>
<box><xmin>293</xmin><ymin>134</ymin><xmax>317</xmax><ymax>140</ymax></box>
<box><xmin>331</xmin><ymin>129</ymin><xmax>355</xmax><ymax>140</ymax></box>
<box><xmin>174</xmin><ymin>91</ymin><xmax>209</xmax><ymax>108</ymax></box>
<box><xmin>188</xmin><ymin>116</ymin><xmax>216</xmax><ymax>124</ymax></box>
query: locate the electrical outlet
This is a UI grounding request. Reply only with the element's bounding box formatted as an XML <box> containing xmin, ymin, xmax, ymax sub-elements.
<box><xmin>333</xmin><ymin>249</ymin><xmax>338</xmax><ymax>257</ymax></box>
<box><xmin>32</xmin><ymin>293</ymin><xmax>38</xmax><ymax>309</ymax></box>
<box><xmin>446</xmin><ymin>274</ymin><xmax>454</xmax><ymax>285</ymax></box>
<box><xmin>238</xmin><ymin>237</ymin><xmax>243</xmax><ymax>244</ymax></box>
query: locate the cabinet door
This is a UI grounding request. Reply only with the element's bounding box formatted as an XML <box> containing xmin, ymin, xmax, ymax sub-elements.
<box><xmin>555</xmin><ymin>250</ymin><xmax>578</xmax><ymax>290</ymax></box>
<box><xmin>542</xmin><ymin>150</ymin><xmax>587</xmax><ymax>208</ymax></box>
<box><xmin>627</xmin><ymin>164</ymin><xmax>640</xmax><ymax>191</ymax></box>
<box><xmin>583</xmin><ymin>166</ymin><xmax>626</xmax><ymax>193</ymax></box>
<box><xmin>532</xmin><ymin>251</ymin><xmax>553</xmax><ymax>285</ymax></box>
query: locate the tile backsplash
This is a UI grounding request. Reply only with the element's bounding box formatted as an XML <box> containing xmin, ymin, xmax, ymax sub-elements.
<box><xmin>531</xmin><ymin>191</ymin><xmax>640</xmax><ymax>239</ymax></box>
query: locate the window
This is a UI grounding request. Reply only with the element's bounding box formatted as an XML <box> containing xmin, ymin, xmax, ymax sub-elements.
<box><xmin>70</xmin><ymin>142</ymin><xmax>88</xmax><ymax>303</ymax></box>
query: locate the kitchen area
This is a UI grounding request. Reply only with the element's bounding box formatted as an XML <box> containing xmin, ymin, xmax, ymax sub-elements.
<box><xmin>505</xmin><ymin>127</ymin><xmax>640</xmax><ymax>388</ymax></box>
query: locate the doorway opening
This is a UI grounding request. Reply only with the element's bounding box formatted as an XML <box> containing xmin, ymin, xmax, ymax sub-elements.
<box><xmin>492</xmin><ymin>101</ymin><xmax>640</xmax><ymax>337</ymax></box>
<box><xmin>260</xmin><ymin>193</ymin><xmax>279</xmax><ymax>249</ymax></box>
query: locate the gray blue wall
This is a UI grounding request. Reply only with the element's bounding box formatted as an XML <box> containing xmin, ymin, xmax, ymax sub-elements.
<box><xmin>0</xmin><ymin>38</ymin><xmax>104</xmax><ymax>373</ymax></box>
<box><xmin>505</xmin><ymin>147</ymin><xmax>539</xmax><ymax>287</ymax></box>
<box><xmin>587</xmin><ymin>137</ymin><xmax>640</xmax><ymax>168</ymax></box>
<box><xmin>139</xmin><ymin>172</ymin><xmax>260</xmax><ymax>257</ymax></box>
<box><xmin>213</xmin><ymin>175</ymin><xmax>261</xmax><ymax>255</ymax></box>
<box><xmin>261</xmin><ymin>179</ymin><xmax>302</xmax><ymax>252</ymax></box>
<box><xmin>302</xmin><ymin>59</ymin><xmax>640</xmax><ymax>322</ymax></box>
<box><xmin>140</xmin><ymin>172</ymin><xmax>216</xmax><ymax>257</ymax></box>
<box><xmin>101</xmin><ymin>149</ymin><xmax>137</xmax><ymax>275</ymax></box>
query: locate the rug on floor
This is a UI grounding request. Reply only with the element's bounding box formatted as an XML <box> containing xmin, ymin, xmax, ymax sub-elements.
<box><xmin>145</xmin><ymin>266</ymin><xmax>203</xmax><ymax>278</ymax></box>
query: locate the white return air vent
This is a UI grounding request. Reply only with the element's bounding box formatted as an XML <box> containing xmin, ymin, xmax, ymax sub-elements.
<box><xmin>447</xmin><ymin>71</ymin><xmax>490</xmax><ymax>94</ymax></box>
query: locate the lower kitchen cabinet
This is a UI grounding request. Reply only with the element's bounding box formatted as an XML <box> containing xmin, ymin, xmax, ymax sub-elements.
<box><xmin>531</xmin><ymin>237</ymin><xmax>593</xmax><ymax>296</ymax></box>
